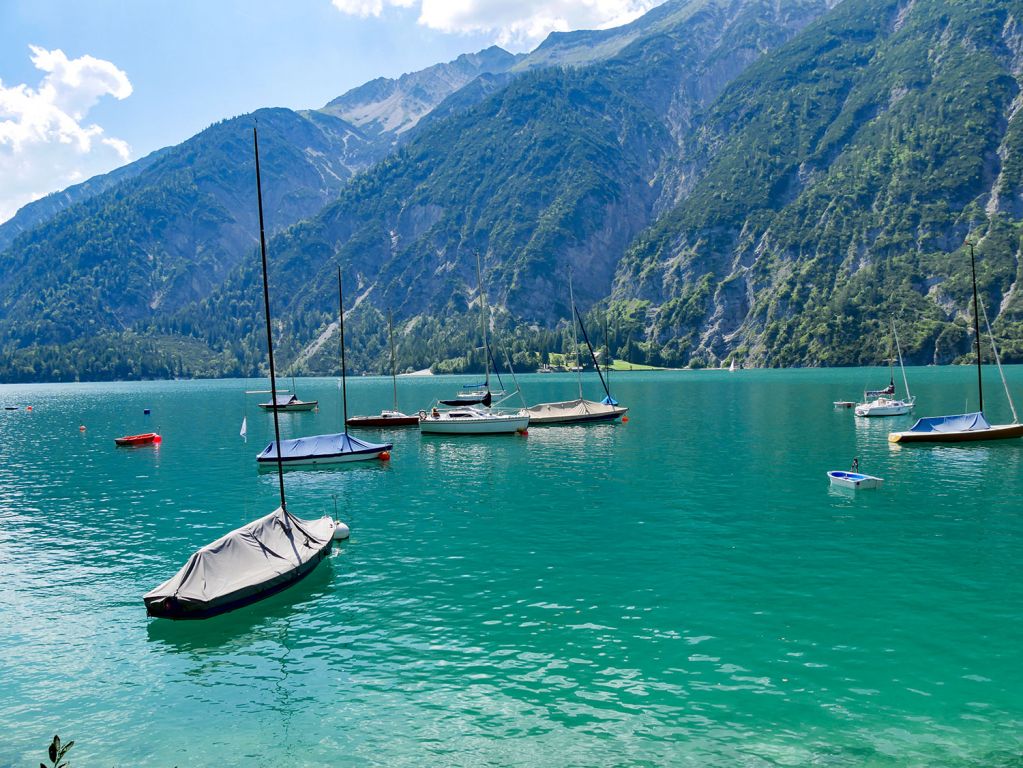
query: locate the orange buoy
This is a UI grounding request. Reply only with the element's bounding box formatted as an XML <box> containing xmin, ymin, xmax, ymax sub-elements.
<box><xmin>379</xmin><ymin>451</ymin><xmax>391</xmax><ymax>461</ymax></box>
<box><xmin>153</xmin><ymin>434</ymin><xmax>163</xmax><ymax>443</ymax></box>
<box><xmin>622</xmin><ymin>417</ymin><xmax>629</xmax><ymax>423</ymax></box>
<box><xmin>26</xmin><ymin>406</ymin><xmax>32</xmax><ymax>411</ymax></box>
<box><xmin>79</xmin><ymin>425</ymin><xmax>86</xmax><ymax>431</ymax></box>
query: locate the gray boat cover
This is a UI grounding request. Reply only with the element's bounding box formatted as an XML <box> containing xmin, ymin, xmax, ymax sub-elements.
<box><xmin>905</xmin><ymin>411</ymin><xmax>991</xmax><ymax>433</ymax></box>
<box><xmin>526</xmin><ymin>398</ymin><xmax>623</xmax><ymax>421</ymax></box>
<box><xmin>257</xmin><ymin>431</ymin><xmax>391</xmax><ymax>462</ymax></box>
<box><xmin>143</xmin><ymin>508</ymin><xmax>333</xmax><ymax>615</ymax></box>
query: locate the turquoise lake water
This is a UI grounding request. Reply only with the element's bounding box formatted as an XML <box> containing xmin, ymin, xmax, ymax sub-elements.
<box><xmin>1</xmin><ymin>367</ymin><xmax>1021</xmax><ymax>767</ymax></box>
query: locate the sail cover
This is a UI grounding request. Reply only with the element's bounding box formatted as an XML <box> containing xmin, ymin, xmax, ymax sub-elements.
<box><xmin>257</xmin><ymin>431</ymin><xmax>391</xmax><ymax>462</ymax></box>
<box><xmin>144</xmin><ymin>508</ymin><xmax>333</xmax><ymax>618</ymax></box>
<box><xmin>905</xmin><ymin>411</ymin><xmax>991</xmax><ymax>433</ymax></box>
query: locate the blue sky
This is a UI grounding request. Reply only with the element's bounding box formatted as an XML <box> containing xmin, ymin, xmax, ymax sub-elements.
<box><xmin>0</xmin><ymin>0</ymin><xmax>664</xmax><ymax>223</ymax></box>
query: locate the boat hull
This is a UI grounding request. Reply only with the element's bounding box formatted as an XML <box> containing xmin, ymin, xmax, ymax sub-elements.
<box><xmin>115</xmin><ymin>432</ymin><xmax>161</xmax><ymax>446</ymax></box>
<box><xmin>258</xmin><ymin>401</ymin><xmax>317</xmax><ymax>412</ymax></box>
<box><xmin>346</xmin><ymin>413</ymin><xmax>419</xmax><ymax>428</ymax></box>
<box><xmin>827</xmin><ymin>471</ymin><xmax>883</xmax><ymax>489</ymax></box>
<box><xmin>855</xmin><ymin>403</ymin><xmax>913</xmax><ymax>417</ymax></box>
<box><xmin>888</xmin><ymin>423</ymin><xmax>1023</xmax><ymax>443</ymax></box>
<box><xmin>419</xmin><ymin>412</ymin><xmax>529</xmax><ymax>435</ymax></box>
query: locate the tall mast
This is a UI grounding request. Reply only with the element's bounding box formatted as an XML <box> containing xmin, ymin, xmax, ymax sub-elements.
<box><xmin>338</xmin><ymin>267</ymin><xmax>349</xmax><ymax>432</ymax></box>
<box><xmin>254</xmin><ymin>126</ymin><xmax>287</xmax><ymax>513</ymax></box>
<box><xmin>969</xmin><ymin>241</ymin><xmax>984</xmax><ymax>413</ymax></box>
<box><xmin>475</xmin><ymin>250</ymin><xmax>490</xmax><ymax>392</ymax></box>
<box><xmin>568</xmin><ymin>270</ymin><xmax>582</xmax><ymax>398</ymax></box>
<box><xmin>389</xmin><ymin>311</ymin><xmax>398</xmax><ymax>411</ymax></box>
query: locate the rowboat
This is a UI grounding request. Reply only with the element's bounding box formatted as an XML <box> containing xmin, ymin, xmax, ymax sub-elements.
<box><xmin>115</xmin><ymin>432</ymin><xmax>162</xmax><ymax>446</ymax></box>
<box><xmin>827</xmin><ymin>471</ymin><xmax>883</xmax><ymax>489</ymax></box>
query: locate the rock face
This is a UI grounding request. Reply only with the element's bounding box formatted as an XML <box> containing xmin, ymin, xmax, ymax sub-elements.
<box><xmin>613</xmin><ymin>0</ymin><xmax>1023</xmax><ymax>368</ymax></box>
<box><xmin>320</xmin><ymin>47</ymin><xmax>522</xmax><ymax>142</ymax></box>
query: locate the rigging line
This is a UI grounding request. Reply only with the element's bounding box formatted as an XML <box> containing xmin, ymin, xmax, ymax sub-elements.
<box><xmin>979</xmin><ymin>295</ymin><xmax>1019</xmax><ymax>423</ymax></box>
<box><xmin>891</xmin><ymin>316</ymin><xmax>912</xmax><ymax>402</ymax></box>
<box><xmin>575</xmin><ymin>306</ymin><xmax>611</xmax><ymax>399</ymax></box>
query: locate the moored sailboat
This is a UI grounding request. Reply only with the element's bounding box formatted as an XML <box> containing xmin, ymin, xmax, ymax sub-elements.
<box><xmin>420</xmin><ymin>250</ymin><xmax>529</xmax><ymax>435</ymax></box>
<box><xmin>144</xmin><ymin>127</ymin><xmax>342</xmax><ymax>620</ymax></box>
<box><xmin>257</xmin><ymin>268</ymin><xmax>392</xmax><ymax>466</ymax></box>
<box><xmin>527</xmin><ymin>273</ymin><xmax>627</xmax><ymax>425</ymax></box>
<box><xmin>347</xmin><ymin>311</ymin><xmax>419</xmax><ymax>428</ymax></box>
<box><xmin>855</xmin><ymin>318</ymin><xmax>915</xmax><ymax>417</ymax></box>
<box><xmin>889</xmin><ymin>243</ymin><xmax>1023</xmax><ymax>443</ymax></box>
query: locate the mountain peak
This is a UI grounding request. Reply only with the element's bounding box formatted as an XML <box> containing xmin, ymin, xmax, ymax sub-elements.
<box><xmin>320</xmin><ymin>46</ymin><xmax>521</xmax><ymax>138</ymax></box>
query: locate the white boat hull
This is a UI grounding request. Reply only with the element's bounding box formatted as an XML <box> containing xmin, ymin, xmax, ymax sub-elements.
<box><xmin>855</xmin><ymin>397</ymin><xmax>914</xmax><ymax>417</ymax></box>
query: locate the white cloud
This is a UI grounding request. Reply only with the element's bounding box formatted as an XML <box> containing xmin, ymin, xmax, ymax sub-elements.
<box><xmin>332</xmin><ymin>0</ymin><xmax>663</xmax><ymax>50</ymax></box>
<box><xmin>0</xmin><ymin>46</ymin><xmax>133</xmax><ymax>224</ymax></box>
<box><xmin>331</xmin><ymin>0</ymin><xmax>415</xmax><ymax>18</ymax></box>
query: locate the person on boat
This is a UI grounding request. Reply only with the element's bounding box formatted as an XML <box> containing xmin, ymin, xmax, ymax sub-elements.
<box><xmin>851</xmin><ymin>457</ymin><xmax>859</xmax><ymax>472</ymax></box>
<box><xmin>431</xmin><ymin>407</ymin><xmax>440</xmax><ymax>418</ymax></box>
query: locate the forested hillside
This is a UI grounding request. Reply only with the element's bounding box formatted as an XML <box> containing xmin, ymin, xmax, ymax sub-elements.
<box><xmin>3</xmin><ymin>0</ymin><xmax>1021</xmax><ymax>381</ymax></box>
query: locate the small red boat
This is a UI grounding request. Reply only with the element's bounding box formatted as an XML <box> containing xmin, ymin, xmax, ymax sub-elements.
<box><xmin>114</xmin><ymin>432</ymin><xmax>162</xmax><ymax>447</ymax></box>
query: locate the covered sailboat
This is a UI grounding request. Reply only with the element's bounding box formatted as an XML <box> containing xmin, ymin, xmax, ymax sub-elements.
<box><xmin>527</xmin><ymin>286</ymin><xmax>627</xmax><ymax>424</ymax></box>
<box><xmin>145</xmin><ymin>126</ymin><xmax>341</xmax><ymax>620</ymax></box>
<box><xmin>890</xmin><ymin>243</ymin><xmax>1023</xmax><ymax>443</ymax></box>
<box><xmin>144</xmin><ymin>508</ymin><xmax>336</xmax><ymax>619</ymax></box>
<box><xmin>258</xmin><ymin>268</ymin><xmax>391</xmax><ymax>466</ymax></box>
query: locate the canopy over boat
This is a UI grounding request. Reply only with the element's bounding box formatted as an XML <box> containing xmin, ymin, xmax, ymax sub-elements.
<box><xmin>257</xmin><ymin>431</ymin><xmax>391</xmax><ymax>465</ymax></box>
<box><xmin>144</xmin><ymin>507</ymin><xmax>334</xmax><ymax>619</ymax></box>
<box><xmin>905</xmin><ymin>411</ymin><xmax>990</xmax><ymax>434</ymax></box>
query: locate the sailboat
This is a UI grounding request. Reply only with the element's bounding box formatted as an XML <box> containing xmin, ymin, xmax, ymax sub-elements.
<box><xmin>346</xmin><ymin>312</ymin><xmax>419</xmax><ymax>428</ymax></box>
<box><xmin>144</xmin><ymin>127</ymin><xmax>342</xmax><ymax>620</ymax></box>
<box><xmin>420</xmin><ymin>251</ymin><xmax>529</xmax><ymax>435</ymax></box>
<box><xmin>526</xmin><ymin>274</ymin><xmax>628</xmax><ymax>425</ymax></box>
<box><xmin>257</xmin><ymin>376</ymin><xmax>317</xmax><ymax>412</ymax></box>
<box><xmin>256</xmin><ymin>268</ymin><xmax>393</xmax><ymax>466</ymax></box>
<box><xmin>855</xmin><ymin>318</ymin><xmax>916</xmax><ymax>417</ymax></box>
<box><xmin>889</xmin><ymin>243</ymin><xmax>1023</xmax><ymax>443</ymax></box>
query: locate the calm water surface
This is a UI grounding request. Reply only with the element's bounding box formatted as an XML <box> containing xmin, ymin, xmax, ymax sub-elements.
<box><xmin>1</xmin><ymin>368</ymin><xmax>1021</xmax><ymax>766</ymax></box>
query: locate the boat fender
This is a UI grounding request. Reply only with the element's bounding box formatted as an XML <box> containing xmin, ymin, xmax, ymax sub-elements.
<box><xmin>332</xmin><ymin>521</ymin><xmax>350</xmax><ymax>541</ymax></box>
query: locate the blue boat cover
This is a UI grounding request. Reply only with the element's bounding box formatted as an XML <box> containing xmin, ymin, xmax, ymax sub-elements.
<box><xmin>601</xmin><ymin>395</ymin><xmax>619</xmax><ymax>406</ymax></box>
<box><xmin>905</xmin><ymin>411</ymin><xmax>991</xmax><ymax>433</ymax></box>
<box><xmin>258</xmin><ymin>431</ymin><xmax>391</xmax><ymax>461</ymax></box>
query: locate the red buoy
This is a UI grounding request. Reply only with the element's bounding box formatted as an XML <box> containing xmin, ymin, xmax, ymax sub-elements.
<box><xmin>379</xmin><ymin>451</ymin><xmax>391</xmax><ymax>461</ymax></box>
<box><xmin>622</xmin><ymin>417</ymin><xmax>629</xmax><ymax>423</ymax></box>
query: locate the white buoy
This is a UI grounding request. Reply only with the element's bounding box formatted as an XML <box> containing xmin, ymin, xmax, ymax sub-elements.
<box><xmin>332</xmin><ymin>521</ymin><xmax>350</xmax><ymax>540</ymax></box>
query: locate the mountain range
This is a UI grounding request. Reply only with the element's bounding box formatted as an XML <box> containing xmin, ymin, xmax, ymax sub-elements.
<box><xmin>1</xmin><ymin>0</ymin><xmax>1021</xmax><ymax>382</ymax></box>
